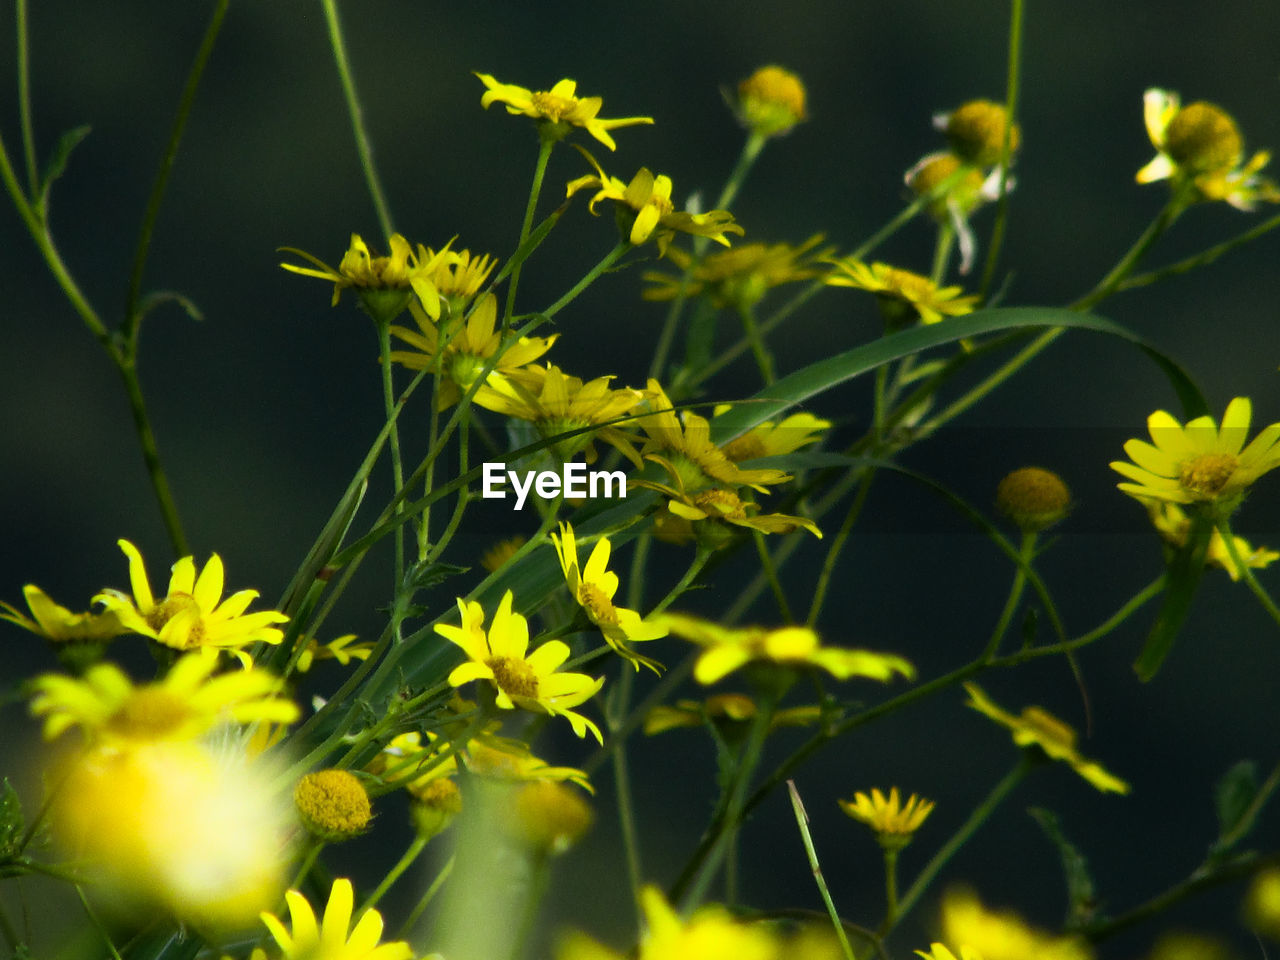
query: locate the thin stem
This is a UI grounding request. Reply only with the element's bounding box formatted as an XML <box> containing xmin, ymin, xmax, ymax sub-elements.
<box><xmin>504</xmin><ymin>137</ymin><xmax>555</xmax><ymax>326</ymax></box>
<box><xmin>977</xmin><ymin>0</ymin><xmax>1024</xmax><ymax>300</ymax></box>
<box><xmin>321</xmin><ymin>0</ymin><xmax>394</xmax><ymax>239</ymax></box>
<box><xmin>611</xmin><ymin>694</ymin><xmax>645</xmax><ymax>928</ymax></box>
<box><xmin>123</xmin><ymin>0</ymin><xmax>229</xmax><ymax>337</ymax></box>
<box><xmin>929</xmin><ymin>221</ymin><xmax>955</xmax><ymax>284</ymax></box>
<box><xmin>396</xmin><ymin>854</ymin><xmax>454</xmax><ymax>940</ymax></box>
<box><xmin>377</xmin><ymin>320</ymin><xmax>406</xmax><ymax>587</ymax></box>
<box><xmin>288</xmin><ymin>838</ymin><xmax>326</xmax><ymax>895</ymax></box>
<box><xmin>539</xmin><ymin>241</ymin><xmax>630</xmax><ymax>320</ymax></box>
<box><xmin>1073</xmin><ymin>187</ymin><xmax>1191</xmax><ymax>311</ymax></box>
<box><xmin>737</xmin><ymin>302</ymin><xmax>775</xmax><ymax>384</ymax></box>
<box><xmin>75</xmin><ymin>886</ymin><xmax>124</xmax><ymax>960</ymax></box>
<box><xmin>882</xmin><ymin>848</ymin><xmax>900</xmax><ymax>927</ymax></box>
<box><xmin>1118</xmin><ymin>209</ymin><xmax>1280</xmax><ymax>292</ymax></box>
<box><xmin>787</xmin><ymin>781</ymin><xmax>857</xmax><ymax>960</ymax></box>
<box><xmin>807</xmin><ymin>467</ymin><xmax>876</xmax><ymax>626</ymax></box>
<box><xmin>982</xmin><ymin>530</ymin><xmax>1036</xmax><ymax>660</ymax></box>
<box><xmin>362</xmin><ymin>834</ymin><xmax>429</xmax><ymax>912</ymax></box>
<box><xmin>1216</xmin><ymin>518</ymin><xmax>1280</xmax><ymax>631</ymax></box>
<box><xmin>715</xmin><ymin>131</ymin><xmax>766</xmax><ymax>211</ymax></box>
<box><xmin>753</xmin><ymin>530</ymin><xmax>794</xmax><ymax>623</ymax></box>
<box><xmin>15</xmin><ymin>0</ymin><xmax>38</xmax><ymax>196</ymax></box>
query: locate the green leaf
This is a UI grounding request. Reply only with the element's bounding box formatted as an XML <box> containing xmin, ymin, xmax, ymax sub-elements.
<box><xmin>405</xmin><ymin>560</ymin><xmax>469</xmax><ymax>592</ymax></box>
<box><xmin>38</xmin><ymin>124</ymin><xmax>91</xmax><ymax>208</ymax></box>
<box><xmin>0</xmin><ymin>778</ymin><xmax>24</xmax><ymax>858</ymax></box>
<box><xmin>1213</xmin><ymin>760</ymin><xmax>1259</xmax><ymax>849</ymax></box>
<box><xmin>1133</xmin><ymin>511</ymin><xmax>1211</xmax><ymax>682</ymax></box>
<box><xmin>1028</xmin><ymin>806</ymin><xmax>1099</xmax><ymax>930</ymax></box>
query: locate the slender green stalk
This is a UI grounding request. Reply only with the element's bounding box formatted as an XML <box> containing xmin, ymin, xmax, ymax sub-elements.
<box><xmin>807</xmin><ymin>466</ymin><xmax>877</xmax><ymax>626</ymax></box>
<box><xmin>890</xmin><ymin>757</ymin><xmax>1031</xmax><ymax>932</ymax></box>
<box><xmin>1216</xmin><ymin>518</ymin><xmax>1280</xmax><ymax>631</ymax></box>
<box><xmin>510</xmin><ymin>854</ymin><xmax>552</xmax><ymax>960</ymax></box>
<box><xmin>752</xmin><ymin>530</ymin><xmax>794</xmax><ymax>623</ymax></box>
<box><xmin>611</xmin><ymin>688</ymin><xmax>646</xmax><ymax>927</ymax></box>
<box><xmin>362</xmin><ymin>834</ymin><xmax>429</xmax><ymax>911</ymax></box>
<box><xmin>377</xmin><ymin>319</ymin><xmax>406</xmax><ymax>587</ymax></box>
<box><xmin>715</xmin><ymin>131</ymin><xmax>766</xmax><ymax>211</ymax></box>
<box><xmin>321</xmin><ymin>0</ymin><xmax>394</xmax><ymax>239</ymax></box>
<box><xmin>787</xmin><ymin>781</ymin><xmax>857</xmax><ymax>960</ymax></box>
<box><xmin>396</xmin><ymin>854</ymin><xmax>454</xmax><ymax>939</ymax></box>
<box><xmin>505</xmin><ymin>137</ymin><xmax>555</xmax><ymax>326</ymax></box>
<box><xmin>75</xmin><ymin>886</ymin><xmax>124</xmax><ymax>960</ymax></box>
<box><xmin>1073</xmin><ymin>186</ymin><xmax>1191</xmax><ymax>310</ymax></box>
<box><xmin>1118</xmin><ymin>209</ymin><xmax>1280</xmax><ymax>292</ymax></box>
<box><xmin>123</xmin><ymin>0</ymin><xmax>229</xmax><ymax>338</ymax></box>
<box><xmin>540</xmin><ymin>241</ymin><xmax>630</xmax><ymax>320</ymax></box>
<box><xmin>116</xmin><ymin>363</ymin><xmax>191</xmax><ymax>557</ymax></box>
<box><xmin>737</xmin><ymin>302</ymin><xmax>775</xmax><ymax>384</ymax></box>
<box><xmin>982</xmin><ymin>530</ymin><xmax>1036</xmax><ymax>660</ymax></box>
<box><xmin>15</xmin><ymin>0</ymin><xmax>38</xmax><ymax>196</ymax></box>
<box><xmin>977</xmin><ymin>0</ymin><xmax>1024</xmax><ymax>300</ymax></box>
<box><xmin>287</xmin><ymin>839</ymin><xmax>325</xmax><ymax>895</ymax></box>
<box><xmin>882</xmin><ymin>848</ymin><xmax>900</xmax><ymax>927</ymax></box>
<box><xmin>929</xmin><ymin>221</ymin><xmax>955</xmax><ymax>284</ymax></box>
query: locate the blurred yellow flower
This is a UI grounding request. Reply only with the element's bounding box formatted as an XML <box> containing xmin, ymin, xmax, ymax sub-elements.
<box><xmin>963</xmin><ymin>683</ymin><xmax>1129</xmax><ymax>794</ymax></box>
<box><xmin>435</xmin><ymin>590</ymin><xmax>605</xmax><ymax>742</ymax></box>
<box><xmin>94</xmin><ymin>539</ymin><xmax>288</xmax><ymax>664</ymax></box>
<box><xmin>934</xmin><ymin>100</ymin><xmax>1020</xmax><ymax>167</ymax></box>
<box><xmin>734</xmin><ymin>65</ymin><xmax>807</xmax><ymax>138</ymax></box>
<box><xmin>839</xmin><ymin>786</ymin><xmax>935</xmax><ymax>842</ymax></box>
<box><xmin>475</xmin><ymin>73</ymin><xmax>652</xmax><ymax>150</ymax></box>
<box><xmin>904</xmin><ymin>152</ymin><xmax>1007</xmax><ymax>274</ymax></box>
<box><xmin>915</xmin><ymin>945</ymin><xmax>983</xmax><ymax>960</ymax></box>
<box><xmin>1</xmin><ymin>583</ymin><xmax>126</xmax><ymax>642</ymax></box>
<box><xmin>1136</xmin><ymin>88</ymin><xmax>1279</xmax><ymax>210</ymax></box>
<box><xmin>940</xmin><ymin>887</ymin><xmax>1093</xmax><ymax>960</ymax></box>
<box><xmin>1145</xmin><ymin>500</ymin><xmax>1279</xmax><ymax>580</ymax></box>
<box><xmin>637</xmin><ymin>478</ymin><xmax>823</xmax><ymax>546</ymax></box>
<box><xmin>567</xmin><ymin>156</ymin><xmax>744</xmax><ymax>253</ymax></box>
<box><xmin>824</xmin><ymin>258</ymin><xmax>979</xmax><ymax>327</ymax></box>
<box><xmin>1245</xmin><ymin>867</ymin><xmax>1280</xmax><ymax>940</ymax></box>
<box><xmin>644</xmin><ymin>693</ymin><xmax>821</xmax><ymax>736</ymax></box>
<box><xmin>261</xmin><ymin>878</ymin><xmax>412</xmax><ymax>960</ymax></box>
<box><xmin>658</xmin><ymin>612</ymin><xmax>914</xmax><ymax>685</ymax></box>
<box><xmin>1110</xmin><ymin>397</ymin><xmax>1280</xmax><ymax>513</ymax></box>
<box><xmin>30</xmin><ymin>652</ymin><xmax>298</xmax><ymax>744</ymax></box>
<box><xmin>293</xmin><ymin>633</ymin><xmax>375</xmax><ymax>673</ymax></box>
<box><xmin>551</xmin><ymin>522</ymin><xmax>667</xmax><ymax>673</ymax></box>
<box><xmin>481</xmin><ymin>536</ymin><xmax>526</xmax><ymax>573</ymax></box>
<box><xmin>643</xmin><ymin>236</ymin><xmax>829</xmax><ymax>310</ymax></box>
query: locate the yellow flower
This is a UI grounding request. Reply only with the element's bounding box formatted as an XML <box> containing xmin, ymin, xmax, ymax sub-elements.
<box><xmin>713</xmin><ymin>407</ymin><xmax>831</xmax><ymax>463</ymax></box>
<box><xmin>481</xmin><ymin>536</ymin><xmax>526</xmax><ymax>573</ymax></box>
<box><xmin>963</xmin><ymin>683</ymin><xmax>1129</xmax><ymax>794</ymax></box>
<box><xmin>643</xmin><ymin>236</ymin><xmax>829</xmax><ymax>310</ymax></box>
<box><xmin>429</xmin><ymin>246</ymin><xmax>498</xmax><ymax>315</ymax></box>
<box><xmin>475</xmin><ymin>73</ymin><xmax>653</xmax><ymax>150</ymax></box>
<box><xmin>824</xmin><ymin>258</ymin><xmax>979</xmax><ymax>327</ymax></box>
<box><xmin>294</xmin><ymin>633</ymin><xmax>376</xmax><ymax>673</ymax></box>
<box><xmin>551</xmin><ymin>522</ymin><xmax>667</xmax><ymax>673</ymax></box>
<box><xmin>261</xmin><ymin>878</ymin><xmax>412</xmax><ymax>960</ymax></box>
<box><xmin>1110</xmin><ymin>397</ymin><xmax>1280</xmax><ymax>514</ymax></box>
<box><xmin>1245</xmin><ymin>867</ymin><xmax>1280</xmax><ymax>940</ymax></box>
<box><xmin>558</xmin><ymin>885</ymin><xmax>779</xmax><ymax>960</ymax></box>
<box><xmin>474</xmin><ymin>363</ymin><xmax>644</xmax><ymax>463</ymax></box>
<box><xmin>1145</xmin><ymin>500</ymin><xmax>1279</xmax><ymax>581</ymax></box>
<box><xmin>644</xmin><ymin>693</ymin><xmax>821</xmax><ymax>736</ymax></box>
<box><xmin>389</xmin><ymin>292</ymin><xmax>559</xmax><ymax>407</ymax></box>
<box><xmin>435</xmin><ymin>590</ymin><xmax>605</xmax><ymax>742</ymax></box>
<box><xmin>915</xmin><ymin>944</ymin><xmax>984</xmax><ymax>960</ymax></box>
<box><xmin>904</xmin><ymin>152</ymin><xmax>1008</xmax><ymax>274</ymax></box>
<box><xmin>55</xmin><ymin>739</ymin><xmax>290</xmax><ymax>933</ymax></box>
<box><xmin>934</xmin><ymin>100</ymin><xmax>1021</xmax><ymax>168</ymax></box>
<box><xmin>464</xmin><ymin>734</ymin><xmax>594</xmax><ymax>792</ymax></box>
<box><xmin>636</xmin><ymin>476</ymin><xmax>822</xmax><ymax>548</ymax></box>
<box><xmin>280</xmin><ymin>232</ymin><xmax>455</xmax><ymax>321</ymax></box>
<box><xmin>1</xmin><ymin>583</ymin><xmax>126</xmax><ymax>642</ymax></box>
<box><xmin>294</xmin><ymin>769</ymin><xmax>372</xmax><ymax>842</ymax></box>
<box><xmin>839</xmin><ymin>787</ymin><xmax>935</xmax><ymax>842</ymax></box>
<box><xmin>507</xmin><ymin>780</ymin><xmax>594</xmax><ymax>856</ymax></box>
<box><xmin>658</xmin><ymin>612</ymin><xmax>914</xmax><ymax>686</ymax></box>
<box><xmin>734</xmin><ymin>65</ymin><xmax>808</xmax><ymax>138</ymax></box>
<box><xmin>1136</xmin><ymin>88</ymin><xmax>1280</xmax><ymax>210</ymax></box>
<box><xmin>566</xmin><ymin>155</ymin><xmax>744</xmax><ymax>254</ymax></box>
<box><xmin>995</xmin><ymin>466</ymin><xmax>1072</xmax><ymax>532</ymax></box>
<box><xmin>940</xmin><ymin>887</ymin><xmax>1093</xmax><ymax>960</ymax></box>
<box><xmin>29</xmin><ymin>651</ymin><xmax>298</xmax><ymax>744</ymax></box>
<box><xmin>94</xmin><ymin>539</ymin><xmax>288</xmax><ymax>663</ymax></box>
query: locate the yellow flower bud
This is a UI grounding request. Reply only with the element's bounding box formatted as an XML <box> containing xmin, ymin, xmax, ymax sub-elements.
<box><xmin>409</xmin><ymin>778</ymin><xmax>463</xmax><ymax>840</ymax></box>
<box><xmin>942</xmin><ymin>100</ymin><xmax>1020</xmax><ymax>167</ymax></box>
<box><xmin>906</xmin><ymin>153</ymin><xmax>985</xmax><ymax>219</ymax></box>
<box><xmin>996</xmin><ymin>467</ymin><xmax>1071</xmax><ymax>531</ymax></box>
<box><xmin>736</xmin><ymin>65</ymin><xmax>807</xmax><ymax>137</ymax></box>
<box><xmin>507</xmin><ymin>780</ymin><xmax>593</xmax><ymax>856</ymax></box>
<box><xmin>1162</xmin><ymin>101</ymin><xmax>1242</xmax><ymax>174</ymax></box>
<box><xmin>294</xmin><ymin>769</ymin><xmax>372</xmax><ymax>842</ymax></box>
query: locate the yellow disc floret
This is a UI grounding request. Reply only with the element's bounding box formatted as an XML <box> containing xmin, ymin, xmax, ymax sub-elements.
<box><xmin>1162</xmin><ymin>101</ymin><xmax>1242</xmax><ymax>174</ymax></box>
<box><xmin>996</xmin><ymin>466</ymin><xmax>1071</xmax><ymax>531</ymax></box>
<box><xmin>942</xmin><ymin>100</ymin><xmax>1020</xmax><ymax>166</ymax></box>
<box><xmin>294</xmin><ymin>769</ymin><xmax>372</xmax><ymax>841</ymax></box>
<box><xmin>737</xmin><ymin>65</ymin><xmax>808</xmax><ymax>137</ymax></box>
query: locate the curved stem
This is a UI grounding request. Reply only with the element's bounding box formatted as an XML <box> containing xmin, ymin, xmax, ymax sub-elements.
<box><xmin>977</xmin><ymin>0</ymin><xmax>1024</xmax><ymax>300</ymax></box>
<box><xmin>807</xmin><ymin>466</ymin><xmax>876</xmax><ymax>626</ymax></box>
<box><xmin>540</xmin><ymin>241</ymin><xmax>630</xmax><ymax>320</ymax></box>
<box><xmin>982</xmin><ymin>530</ymin><xmax>1036</xmax><ymax>660</ymax></box>
<box><xmin>1216</xmin><ymin>518</ymin><xmax>1280</xmax><ymax>631</ymax></box>
<box><xmin>505</xmin><ymin>137</ymin><xmax>555</xmax><ymax>326</ymax></box>
<box><xmin>362</xmin><ymin>834</ymin><xmax>429</xmax><ymax>912</ymax></box>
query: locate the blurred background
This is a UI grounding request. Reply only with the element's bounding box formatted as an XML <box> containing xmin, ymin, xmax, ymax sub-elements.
<box><xmin>3</xmin><ymin>1</ymin><xmax>1280</xmax><ymax>957</ymax></box>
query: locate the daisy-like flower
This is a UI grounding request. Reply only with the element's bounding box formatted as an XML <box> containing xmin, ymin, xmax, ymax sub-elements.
<box><xmin>558</xmin><ymin>886</ymin><xmax>779</xmax><ymax>960</ymax></box>
<box><xmin>1</xmin><ymin>584</ymin><xmax>126</xmax><ymax>643</ymax></box>
<box><xmin>473</xmin><ymin>363</ymin><xmax>645</xmax><ymax>463</ymax></box>
<box><xmin>712</xmin><ymin>406</ymin><xmax>832</xmax><ymax>464</ymax></box>
<box><xmin>1110</xmin><ymin>397</ymin><xmax>1280</xmax><ymax>516</ymax></box>
<box><xmin>428</xmin><ymin>246</ymin><xmax>499</xmax><ymax>316</ymax></box>
<box><xmin>435</xmin><ymin>590</ymin><xmax>605</xmax><ymax>742</ymax></box>
<box><xmin>566</xmin><ymin>155</ymin><xmax>744</xmax><ymax>254</ymax></box>
<box><xmin>824</xmin><ymin>258</ymin><xmax>979</xmax><ymax>327</ymax></box>
<box><xmin>94</xmin><ymin>539</ymin><xmax>288</xmax><ymax>664</ymax></box>
<box><xmin>261</xmin><ymin>878</ymin><xmax>412</xmax><ymax>960</ymax></box>
<box><xmin>658</xmin><ymin>612</ymin><xmax>914</xmax><ymax>686</ymax></box>
<box><xmin>389</xmin><ymin>292</ymin><xmax>559</xmax><ymax>407</ymax></box>
<box><xmin>649</xmin><ymin>481</ymin><xmax>823</xmax><ymax>547</ymax></box>
<box><xmin>940</xmin><ymin>887</ymin><xmax>1094</xmax><ymax>960</ymax></box>
<box><xmin>642</xmin><ymin>236</ymin><xmax>829</xmax><ymax>310</ymax></box>
<box><xmin>839</xmin><ymin>787</ymin><xmax>935</xmax><ymax>848</ymax></box>
<box><xmin>293</xmin><ymin>633</ymin><xmax>376</xmax><ymax>673</ymax></box>
<box><xmin>1145</xmin><ymin>500</ymin><xmax>1279</xmax><ymax>581</ymax></box>
<box><xmin>733</xmin><ymin>65</ymin><xmax>807</xmax><ymax>139</ymax></box>
<box><xmin>475</xmin><ymin>73</ymin><xmax>653</xmax><ymax>151</ymax></box>
<box><xmin>29</xmin><ymin>652</ymin><xmax>298</xmax><ymax>744</ymax></box>
<box><xmin>963</xmin><ymin>683</ymin><xmax>1129</xmax><ymax>794</ymax></box>
<box><xmin>1136</xmin><ymin>88</ymin><xmax>1280</xmax><ymax>211</ymax></box>
<box><xmin>905</xmin><ymin>152</ymin><xmax>1010</xmax><ymax>274</ymax></box>
<box><xmin>644</xmin><ymin>693</ymin><xmax>821</xmax><ymax>736</ymax></box>
<box><xmin>279</xmin><ymin>232</ymin><xmax>455</xmax><ymax>322</ymax></box>
<box><xmin>551</xmin><ymin>522</ymin><xmax>667</xmax><ymax>673</ymax></box>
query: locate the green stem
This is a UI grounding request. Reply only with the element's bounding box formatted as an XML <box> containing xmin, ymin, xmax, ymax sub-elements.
<box><xmin>118</xmin><ymin>361</ymin><xmax>190</xmax><ymax>557</ymax></box>
<box><xmin>882</xmin><ymin>848</ymin><xmax>900</xmax><ymax>927</ymax></box>
<box><xmin>737</xmin><ymin>302</ymin><xmax>775</xmax><ymax>384</ymax></box>
<box><xmin>1216</xmin><ymin>518</ymin><xmax>1280</xmax><ymax>631</ymax></box>
<box><xmin>807</xmin><ymin>466</ymin><xmax>876</xmax><ymax>626</ymax></box>
<box><xmin>929</xmin><ymin>221</ymin><xmax>955</xmax><ymax>284</ymax></box>
<box><xmin>715</xmin><ymin>131</ymin><xmax>766</xmax><ymax>211</ymax></box>
<box><xmin>505</xmin><ymin>137</ymin><xmax>555</xmax><ymax>326</ymax></box>
<box><xmin>890</xmin><ymin>757</ymin><xmax>1031</xmax><ymax>933</ymax></box>
<box><xmin>15</xmin><ymin>0</ymin><xmax>38</xmax><ymax>196</ymax></box>
<box><xmin>611</xmin><ymin>691</ymin><xmax>645</xmax><ymax>928</ymax></box>
<box><xmin>287</xmin><ymin>838</ymin><xmax>326</xmax><ymax>894</ymax></box>
<box><xmin>123</xmin><ymin>0</ymin><xmax>228</xmax><ymax>338</ymax></box>
<box><xmin>396</xmin><ymin>854</ymin><xmax>454</xmax><ymax>940</ymax></box>
<box><xmin>1118</xmin><ymin>209</ymin><xmax>1280</xmax><ymax>292</ymax></box>
<box><xmin>75</xmin><ymin>886</ymin><xmax>124</xmax><ymax>960</ymax></box>
<box><xmin>977</xmin><ymin>0</ymin><xmax>1024</xmax><ymax>301</ymax></box>
<box><xmin>540</xmin><ymin>241</ymin><xmax>630</xmax><ymax>320</ymax></box>
<box><xmin>1073</xmin><ymin>187</ymin><xmax>1191</xmax><ymax>311</ymax></box>
<box><xmin>377</xmin><ymin>320</ymin><xmax>406</xmax><ymax>587</ymax></box>
<box><xmin>787</xmin><ymin>781</ymin><xmax>857</xmax><ymax>960</ymax></box>
<box><xmin>753</xmin><ymin>530</ymin><xmax>794</xmax><ymax>622</ymax></box>
<box><xmin>510</xmin><ymin>854</ymin><xmax>552</xmax><ymax>960</ymax></box>
<box><xmin>982</xmin><ymin>530</ymin><xmax>1036</xmax><ymax>660</ymax></box>
<box><xmin>321</xmin><ymin>0</ymin><xmax>394</xmax><ymax>239</ymax></box>
<box><xmin>362</xmin><ymin>834</ymin><xmax>429</xmax><ymax>912</ymax></box>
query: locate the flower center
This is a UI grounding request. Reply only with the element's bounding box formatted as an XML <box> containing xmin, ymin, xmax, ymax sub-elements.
<box><xmin>578</xmin><ymin>583</ymin><xmax>618</xmax><ymax>626</ymax></box>
<box><xmin>107</xmin><ymin>688</ymin><xmax>190</xmax><ymax>739</ymax></box>
<box><xmin>488</xmin><ymin>656</ymin><xmax>539</xmax><ymax>699</ymax></box>
<box><xmin>1178</xmin><ymin>453</ymin><xmax>1238</xmax><ymax>497</ymax></box>
<box><xmin>531</xmin><ymin>91</ymin><xmax>576</xmax><ymax>122</ymax></box>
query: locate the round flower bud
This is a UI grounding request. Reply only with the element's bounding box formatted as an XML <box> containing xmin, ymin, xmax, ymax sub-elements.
<box><xmin>906</xmin><ymin>152</ymin><xmax>985</xmax><ymax>219</ymax></box>
<box><xmin>506</xmin><ymin>781</ymin><xmax>593</xmax><ymax>856</ymax></box>
<box><xmin>996</xmin><ymin>467</ymin><xmax>1071</xmax><ymax>531</ymax></box>
<box><xmin>1246</xmin><ymin>868</ymin><xmax>1280</xmax><ymax>940</ymax></box>
<box><xmin>294</xmin><ymin>769</ymin><xmax>372</xmax><ymax>842</ymax></box>
<box><xmin>942</xmin><ymin>100</ymin><xmax>1020</xmax><ymax>167</ymax></box>
<box><xmin>737</xmin><ymin>65</ymin><xmax>807</xmax><ymax>137</ymax></box>
<box><xmin>409</xmin><ymin>777</ymin><xmax>462</xmax><ymax>840</ymax></box>
<box><xmin>1163</xmin><ymin>101</ymin><xmax>1242</xmax><ymax>174</ymax></box>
